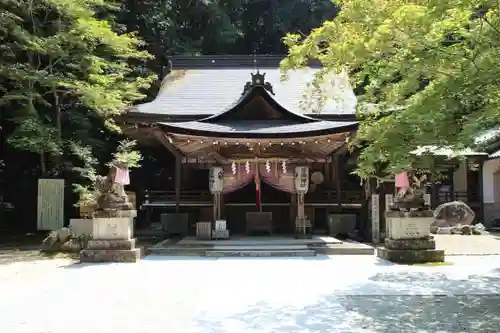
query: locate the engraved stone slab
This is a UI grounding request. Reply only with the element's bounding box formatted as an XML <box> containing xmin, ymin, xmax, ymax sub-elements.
<box><xmin>92</xmin><ymin>217</ymin><xmax>134</xmax><ymax>240</ymax></box>
<box><xmin>386</xmin><ymin>215</ymin><xmax>434</xmax><ymax>240</ymax></box>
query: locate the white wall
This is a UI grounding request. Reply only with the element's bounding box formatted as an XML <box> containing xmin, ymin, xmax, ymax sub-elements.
<box><xmin>483</xmin><ymin>159</ymin><xmax>500</xmax><ymax>203</ymax></box>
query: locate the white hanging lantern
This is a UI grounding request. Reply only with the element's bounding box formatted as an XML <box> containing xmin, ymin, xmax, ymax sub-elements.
<box><xmin>231</xmin><ymin>162</ymin><xmax>236</xmax><ymax>175</ymax></box>
<box><xmin>265</xmin><ymin>160</ymin><xmax>271</xmax><ymax>173</ymax></box>
<box><xmin>282</xmin><ymin>160</ymin><xmax>287</xmax><ymax>174</ymax></box>
<box><xmin>294</xmin><ymin>166</ymin><xmax>310</xmax><ymax>193</ymax></box>
<box><xmin>245</xmin><ymin>161</ymin><xmax>250</xmax><ymax>174</ymax></box>
<box><xmin>209</xmin><ymin>166</ymin><xmax>224</xmax><ymax>194</ymax></box>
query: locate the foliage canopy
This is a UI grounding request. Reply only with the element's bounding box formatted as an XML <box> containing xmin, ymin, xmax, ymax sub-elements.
<box><xmin>282</xmin><ymin>0</ymin><xmax>500</xmax><ymax>178</ymax></box>
<box><xmin>0</xmin><ymin>0</ymin><xmax>154</xmax><ymax>175</ymax></box>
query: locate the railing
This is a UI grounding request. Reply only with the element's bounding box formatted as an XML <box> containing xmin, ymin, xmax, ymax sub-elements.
<box><xmin>437</xmin><ymin>190</ymin><xmax>480</xmax><ymax>205</ymax></box>
<box><xmin>142</xmin><ymin>189</ymin><xmax>365</xmax><ymax>206</ymax></box>
<box><xmin>305</xmin><ymin>189</ymin><xmax>364</xmax><ymax>203</ymax></box>
<box><xmin>144</xmin><ymin>190</ymin><xmax>212</xmax><ymax>203</ymax></box>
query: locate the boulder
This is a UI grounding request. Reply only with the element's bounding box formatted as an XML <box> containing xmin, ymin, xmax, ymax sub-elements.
<box><xmin>41</xmin><ymin>228</ymin><xmax>74</xmax><ymax>252</ymax></box>
<box><xmin>433</xmin><ymin>201</ymin><xmax>475</xmax><ymax>227</ymax></box>
<box><xmin>41</xmin><ymin>231</ymin><xmax>61</xmax><ymax>252</ymax></box>
<box><xmin>57</xmin><ymin>227</ymin><xmax>72</xmax><ymax>243</ymax></box>
<box><xmin>59</xmin><ymin>239</ymin><xmax>83</xmax><ymax>253</ymax></box>
<box><xmin>460</xmin><ymin>225</ymin><xmax>472</xmax><ymax>235</ymax></box>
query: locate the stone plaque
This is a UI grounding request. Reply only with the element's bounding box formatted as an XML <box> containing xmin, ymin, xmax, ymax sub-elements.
<box><xmin>93</xmin><ymin>217</ymin><xmax>134</xmax><ymax>240</ymax></box>
<box><xmin>386</xmin><ymin>216</ymin><xmax>434</xmax><ymax>240</ymax></box>
<box><xmin>402</xmin><ymin>221</ymin><xmax>420</xmax><ymax>238</ymax></box>
<box><xmin>424</xmin><ymin>193</ymin><xmax>431</xmax><ymax>206</ymax></box>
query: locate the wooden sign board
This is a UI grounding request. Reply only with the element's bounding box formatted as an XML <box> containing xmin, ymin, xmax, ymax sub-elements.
<box><xmin>37</xmin><ymin>179</ymin><xmax>65</xmax><ymax>231</ymax></box>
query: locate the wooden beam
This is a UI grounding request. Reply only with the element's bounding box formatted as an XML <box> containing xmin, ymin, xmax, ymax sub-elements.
<box><xmin>153</xmin><ymin>130</ymin><xmax>183</xmax><ymax>159</ymax></box>
<box><xmin>175</xmin><ymin>156</ymin><xmax>181</xmax><ymax>212</ymax></box>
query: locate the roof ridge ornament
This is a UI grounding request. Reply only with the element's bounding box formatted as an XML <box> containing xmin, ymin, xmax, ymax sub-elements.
<box><xmin>242</xmin><ymin>70</ymin><xmax>275</xmax><ymax>95</ymax></box>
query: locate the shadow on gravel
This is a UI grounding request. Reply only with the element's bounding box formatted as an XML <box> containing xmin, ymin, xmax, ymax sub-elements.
<box><xmin>191</xmin><ymin>269</ymin><xmax>500</xmax><ymax>333</ymax></box>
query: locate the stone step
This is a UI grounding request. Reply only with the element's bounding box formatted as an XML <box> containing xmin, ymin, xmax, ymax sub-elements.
<box><xmin>312</xmin><ymin>245</ymin><xmax>375</xmax><ymax>255</ymax></box>
<box><xmin>212</xmin><ymin>245</ymin><xmax>309</xmax><ymax>251</ymax></box>
<box><xmin>205</xmin><ymin>249</ymin><xmax>316</xmax><ymax>257</ymax></box>
<box><xmin>148</xmin><ymin>247</ymin><xmax>207</xmax><ymax>256</ymax></box>
<box><xmin>177</xmin><ymin>236</ymin><xmax>342</xmax><ymax>246</ymax></box>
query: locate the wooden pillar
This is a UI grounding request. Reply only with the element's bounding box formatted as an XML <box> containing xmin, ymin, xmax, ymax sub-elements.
<box><xmin>478</xmin><ymin>158</ymin><xmax>485</xmax><ymax>224</ymax></box>
<box><xmin>290</xmin><ymin>193</ymin><xmax>296</xmax><ymax>232</ymax></box>
<box><xmin>175</xmin><ymin>156</ymin><xmax>181</xmax><ymax>212</ymax></box>
<box><xmin>334</xmin><ymin>154</ymin><xmax>341</xmax><ymax>207</ymax></box>
<box><xmin>220</xmin><ymin>194</ymin><xmax>225</xmax><ymax>219</ymax></box>
<box><xmin>297</xmin><ymin>193</ymin><xmax>305</xmax><ymax>219</ymax></box>
<box><xmin>324</xmin><ymin>158</ymin><xmax>331</xmax><ymax>184</ymax></box>
<box><xmin>212</xmin><ymin>193</ymin><xmax>220</xmax><ymax>222</ymax></box>
<box><xmin>448</xmin><ymin>167</ymin><xmax>455</xmax><ymax>201</ymax></box>
<box><xmin>429</xmin><ymin>158</ymin><xmax>438</xmax><ymax>208</ymax></box>
<box><xmin>330</xmin><ymin>156</ymin><xmax>336</xmax><ymax>187</ymax></box>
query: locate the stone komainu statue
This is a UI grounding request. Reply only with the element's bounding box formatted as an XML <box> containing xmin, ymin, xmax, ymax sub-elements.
<box><xmin>390</xmin><ymin>174</ymin><xmax>429</xmax><ymax>211</ymax></box>
<box><xmin>95</xmin><ymin>164</ymin><xmax>133</xmax><ymax>212</ymax></box>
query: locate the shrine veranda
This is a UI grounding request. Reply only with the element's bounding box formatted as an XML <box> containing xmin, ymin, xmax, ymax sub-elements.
<box><xmin>119</xmin><ymin>55</ymin><xmax>486</xmax><ymax>240</ymax></box>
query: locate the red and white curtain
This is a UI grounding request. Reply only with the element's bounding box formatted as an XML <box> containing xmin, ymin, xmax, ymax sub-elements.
<box><xmin>221</xmin><ymin>163</ymin><xmax>296</xmax><ymax>193</ymax></box>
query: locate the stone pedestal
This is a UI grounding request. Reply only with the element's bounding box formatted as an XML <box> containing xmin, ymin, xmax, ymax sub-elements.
<box><xmin>377</xmin><ymin>210</ymin><xmax>445</xmax><ymax>264</ymax></box>
<box><xmin>80</xmin><ymin>210</ymin><xmax>140</xmax><ymax>263</ymax></box>
<box><xmin>69</xmin><ymin>218</ymin><xmax>93</xmax><ymax>237</ymax></box>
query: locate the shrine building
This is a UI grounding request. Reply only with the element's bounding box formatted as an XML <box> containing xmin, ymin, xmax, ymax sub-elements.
<box><xmin>120</xmin><ymin>55</ymin><xmax>486</xmax><ymax>240</ymax></box>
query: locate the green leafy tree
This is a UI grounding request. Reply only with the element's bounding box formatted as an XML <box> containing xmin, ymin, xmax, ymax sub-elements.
<box><xmin>70</xmin><ymin>139</ymin><xmax>141</xmax><ymax>207</ymax></box>
<box><xmin>282</xmin><ymin>0</ymin><xmax>500</xmax><ymax>178</ymax></box>
<box><xmin>0</xmin><ymin>0</ymin><xmax>155</xmax><ymax>175</ymax></box>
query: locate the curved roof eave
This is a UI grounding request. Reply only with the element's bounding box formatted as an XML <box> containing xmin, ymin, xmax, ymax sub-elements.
<box><xmin>158</xmin><ymin>121</ymin><xmax>358</xmax><ymax>139</ymax></box>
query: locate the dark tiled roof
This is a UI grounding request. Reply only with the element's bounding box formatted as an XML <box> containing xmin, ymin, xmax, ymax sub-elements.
<box><xmin>133</xmin><ymin>55</ymin><xmax>357</xmax><ymax>117</ymax></box>
<box><xmin>159</xmin><ymin>120</ymin><xmax>357</xmax><ymax>138</ymax></box>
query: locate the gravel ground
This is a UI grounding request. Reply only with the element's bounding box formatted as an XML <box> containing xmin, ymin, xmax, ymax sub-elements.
<box><xmin>434</xmin><ymin>233</ymin><xmax>500</xmax><ymax>255</ymax></box>
<box><xmin>1</xmin><ymin>255</ymin><xmax>500</xmax><ymax>333</ymax></box>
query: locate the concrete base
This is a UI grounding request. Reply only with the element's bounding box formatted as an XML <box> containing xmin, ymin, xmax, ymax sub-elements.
<box><xmin>69</xmin><ymin>219</ymin><xmax>93</xmax><ymax>237</ymax></box>
<box><xmin>377</xmin><ymin>247</ymin><xmax>445</xmax><ymax>264</ymax></box>
<box><xmin>87</xmin><ymin>238</ymin><xmax>136</xmax><ymax>250</ymax></box>
<box><xmin>80</xmin><ymin>238</ymin><xmax>140</xmax><ymax>263</ymax></box>
<box><xmin>384</xmin><ymin>237</ymin><xmax>436</xmax><ymax>250</ymax></box>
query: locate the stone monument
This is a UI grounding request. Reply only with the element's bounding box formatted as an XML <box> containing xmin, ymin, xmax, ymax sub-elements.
<box><xmin>377</xmin><ymin>174</ymin><xmax>445</xmax><ymax>263</ymax></box>
<box><xmin>79</xmin><ymin>164</ymin><xmax>140</xmax><ymax>263</ymax></box>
